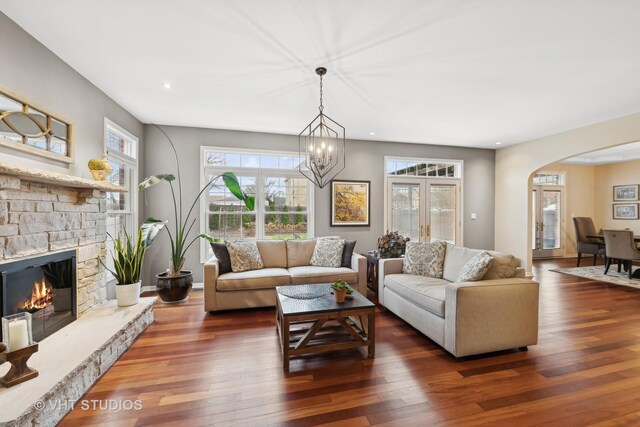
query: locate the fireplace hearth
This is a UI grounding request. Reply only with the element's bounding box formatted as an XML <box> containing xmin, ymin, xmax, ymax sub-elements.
<box><xmin>1</xmin><ymin>250</ymin><xmax>77</xmax><ymax>343</ymax></box>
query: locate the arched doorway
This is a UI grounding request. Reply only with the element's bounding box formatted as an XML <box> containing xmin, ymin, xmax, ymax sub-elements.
<box><xmin>494</xmin><ymin>112</ymin><xmax>640</xmax><ymax>275</ymax></box>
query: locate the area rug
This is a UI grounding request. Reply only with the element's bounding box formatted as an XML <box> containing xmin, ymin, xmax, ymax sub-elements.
<box><xmin>550</xmin><ymin>266</ymin><xmax>640</xmax><ymax>290</ymax></box>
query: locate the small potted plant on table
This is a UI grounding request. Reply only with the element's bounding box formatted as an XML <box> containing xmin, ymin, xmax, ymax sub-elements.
<box><xmin>331</xmin><ymin>280</ymin><xmax>354</xmax><ymax>303</ymax></box>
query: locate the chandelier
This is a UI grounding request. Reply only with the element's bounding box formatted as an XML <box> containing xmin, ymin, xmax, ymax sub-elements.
<box><xmin>298</xmin><ymin>67</ymin><xmax>345</xmax><ymax>189</ymax></box>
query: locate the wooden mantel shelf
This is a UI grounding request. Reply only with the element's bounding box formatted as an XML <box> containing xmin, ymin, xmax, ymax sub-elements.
<box><xmin>0</xmin><ymin>161</ymin><xmax>127</xmax><ymax>192</ymax></box>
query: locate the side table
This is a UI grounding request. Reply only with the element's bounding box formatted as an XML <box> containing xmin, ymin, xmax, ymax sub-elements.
<box><xmin>363</xmin><ymin>252</ymin><xmax>382</xmax><ymax>295</ymax></box>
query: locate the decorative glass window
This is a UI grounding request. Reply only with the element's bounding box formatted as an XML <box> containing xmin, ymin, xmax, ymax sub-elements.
<box><xmin>532</xmin><ymin>172</ymin><xmax>565</xmax><ymax>186</ymax></box>
<box><xmin>386</xmin><ymin>158</ymin><xmax>462</xmax><ymax>178</ymax></box>
<box><xmin>201</xmin><ymin>148</ymin><xmax>313</xmax><ymax>261</ymax></box>
<box><xmin>0</xmin><ymin>89</ymin><xmax>72</xmax><ymax>162</ymax></box>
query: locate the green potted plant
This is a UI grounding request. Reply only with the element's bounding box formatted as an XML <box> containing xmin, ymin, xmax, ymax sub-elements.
<box><xmin>102</xmin><ymin>227</ymin><xmax>155</xmax><ymax>307</ymax></box>
<box><xmin>139</xmin><ymin>126</ymin><xmax>255</xmax><ymax>303</ymax></box>
<box><xmin>331</xmin><ymin>280</ymin><xmax>354</xmax><ymax>303</ymax></box>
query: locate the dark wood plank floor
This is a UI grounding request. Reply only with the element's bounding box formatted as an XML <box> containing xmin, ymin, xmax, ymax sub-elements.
<box><xmin>60</xmin><ymin>258</ymin><xmax>640</xmax><ymax>426</ymax></box>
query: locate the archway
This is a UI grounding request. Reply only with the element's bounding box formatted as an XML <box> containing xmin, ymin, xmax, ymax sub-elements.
<box><xmin>494</xmin><ymin>112</ymin><xmax>640</xmax><ymax>274</ymax></box>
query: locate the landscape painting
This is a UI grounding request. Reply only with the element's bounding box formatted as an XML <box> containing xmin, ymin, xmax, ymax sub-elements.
<box><xmin>330</xmin><ymin>180</ymin><xmax>370</xmax><ymax>226</ymax></box>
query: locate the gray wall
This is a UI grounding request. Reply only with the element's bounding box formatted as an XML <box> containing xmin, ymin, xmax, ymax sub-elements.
<box><xmin>0</xmin><ymin>12</ymin><xmax>144</xmax><ymax>186</ymax></box>
<box><xmin>0</xmin><ymin>12</ymin><xmax>145</xmax><ymax>299</ymax></box>
<box><xmin>142</xmin><ymin>125</ymin><xmax>495</xmax><ymax>284</ymax></box>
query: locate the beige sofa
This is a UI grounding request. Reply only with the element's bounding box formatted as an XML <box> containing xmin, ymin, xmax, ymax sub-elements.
<box><xmin>204</xmin><ymin>239</ymin><xmax>366</xmax><ymax>312</ymax></box>
<box><xmin>379</xmin><ymin>243</ymin><xmax>539</xmax><ymax>358</ymax></box>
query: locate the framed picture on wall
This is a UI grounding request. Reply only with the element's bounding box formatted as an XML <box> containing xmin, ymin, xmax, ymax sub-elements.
<box><xmin>330</xmin><ymin>180</ymin><xmax>370</xmax><ymax>226</ymax></box>
<box><xmin>613</xmin><ymin>203</ymin><xmax>639</xmax><ymax>220</ymax></box>
<box><xmin>613</xmin><ymin>185</ymin><xmax>639</xmax><ymax>201</ymax></box>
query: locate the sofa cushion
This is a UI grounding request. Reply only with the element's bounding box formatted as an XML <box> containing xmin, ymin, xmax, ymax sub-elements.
<box><xmin>443</xmin><ymin>243</ymin><xmax>519</xmax><ymax>280</ymax></box>
<box><xmin>457</xmin><ymin>252</ymin><xmax>494</xmax><ymax>282</ymax></box>
<box><xmin>484</xmin><ymin>250</ymin><xmax>520</xmax><ymax>279</ymax></box>
<box><xmin>256</xmin><ymin>240</ymin><xmax>287</xmax><ymax>268</ymax></box>
<box><xmin>341</xmin><ymin>240</ymin><xmax>357</xmax><ymax>268</ymax></box>
<box><xmin>402</xmin><ymin>241</ymin><xmax>446</xmax><ymax>278</ymax></box>
<box><xmin>217</xmin><ymin>268</ymin><xmax>291</xmax><ymax>291</ymax></box>
<box><xmin>442</xmin><ymin>244</ymin><xmax>483</xmax><ymax>282</ymax></box>
<box><xmin>286</xmin><ymin>239</ymin><xmax>316</xmax><ymax>267</ymax></box>
<box><xmin>384</xmin><ymin>274</ymin><xmax>448</xmax><ymax>317</ymax></box>
<box><xmin>210</xmin><ymin>242</ymin><xmax>232</xmax><ymax>274</ymax></box>
<box><xmin>226</xmin><ymin>240</ymin><xmax>264</xmax><ymax>272</ymax></box>
<box><xmin>310</xmin><ymin>238</ymin><xmax>345</xmax><ymax>267</ymax></box>
<box><xmin>288</xmin><ymin>266</ymin><xmax>357</xmax><ymax>284</ymax></box>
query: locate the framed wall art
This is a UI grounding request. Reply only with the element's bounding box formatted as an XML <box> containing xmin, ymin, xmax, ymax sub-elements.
<box><xmin>613</xmin><ymin>185</ymin><xmax>639</xmax><ymax>201</ymax></box>
<box><xmin>613</xmin><ymin>203</ymin><xmax>639</xmax><ymax>220</ymax></box>
<box><xmin>330</xmin><ymin>180</ymin><xmax>370</xmax><ymax>226</ymax></box>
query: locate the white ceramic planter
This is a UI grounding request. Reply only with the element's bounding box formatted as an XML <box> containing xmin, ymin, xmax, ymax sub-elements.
<box><xmin>115</xmin><ymin>281</ymin><xmax>141</xmax><ymax>307</ymax></box>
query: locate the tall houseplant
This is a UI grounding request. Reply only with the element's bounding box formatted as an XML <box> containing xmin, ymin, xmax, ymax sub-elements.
<box><xmin>139</xmin><ymin>126</ymin><xmax>255</xmax><ymax>303</ymax></box>
<box><xmin>102</xmin><ymin>227</ymin><xmax>156</xmax><ymax>307</ymax></box>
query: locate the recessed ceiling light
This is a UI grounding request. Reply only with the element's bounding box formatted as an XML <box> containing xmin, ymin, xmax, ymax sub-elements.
<box><xmin>162</xmin><ymin>82</ymin><xmax>172</xmax><ymax>89</ymax></box>
<box><xmin>495</xmin><ymin>141</ymin><xmax>502</xmax><ymax>145</ymax></box>
<box><xmin>369</xmin><ymin>132</ymin><xmax>376</xmax><ymax>136</ymax></box>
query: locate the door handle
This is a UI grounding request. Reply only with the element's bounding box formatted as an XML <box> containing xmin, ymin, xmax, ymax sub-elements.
<box><xmin>426</xmin><ymin>224</ymin><xmax>431</xmax><ymax>238</ymax></box>
<box><xmin>419</xmin><ymin>225</ymin><xmax>424</xmax><ymax>238</ymax></box>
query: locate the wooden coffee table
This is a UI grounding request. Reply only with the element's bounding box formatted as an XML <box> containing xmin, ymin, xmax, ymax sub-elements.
<box><xmin>275</xmin><ymin>284</ymin><xmax>375</xmax><ymax>371</ymax></box>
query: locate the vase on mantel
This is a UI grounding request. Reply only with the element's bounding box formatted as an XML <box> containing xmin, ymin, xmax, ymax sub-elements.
<box><xmin>87</xmin><ymin>155</ymin><xmax>112</xmax><ymax>182</ymax></box>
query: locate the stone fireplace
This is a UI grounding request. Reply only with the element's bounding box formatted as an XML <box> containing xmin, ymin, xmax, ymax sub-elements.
<box><xmin>0</xmin><ymin>163</ymin><xmax>113</xmax><ymax>321</ymax></box>
<box><xmin>0</xmin><ymin>162</ymin><xmax>155</xmax><ymax>427</ymax></box>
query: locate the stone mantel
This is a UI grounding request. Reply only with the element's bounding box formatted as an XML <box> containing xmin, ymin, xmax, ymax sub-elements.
<box><xmin>0</xmin><ymin>162</ymin><xmax>127</xmax><ymax>192</ymax></box>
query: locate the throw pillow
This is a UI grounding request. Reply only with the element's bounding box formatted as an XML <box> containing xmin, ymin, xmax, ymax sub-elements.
<box><xmin>226</xmin><ymin>240</ymin><xmax>264</xmax><ymax>272</ymax></box>
<box><xmin>402</xmin><ymin>241</ymin><xmax>446</xmax><ymax>278</ymax></box>
<box><xmin>210</xmin><ymin>242</ymin><xmax>232</xmax><ymax>274</ymax></box>
<box><xmin>310</xmin><ymin>238</ymin><xmax>345</xmax><ymax>268</ymax></box>
<box><xmin>341</xmin><ymin>240</ymin><xmax>357</xmax><ymax>268</ymax></box>
<box><xmin>456</xmin><ymin>251</ymin><xmax>494</xmax><ymax>282</ymax></box>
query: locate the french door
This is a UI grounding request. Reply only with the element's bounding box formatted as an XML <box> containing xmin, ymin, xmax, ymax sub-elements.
<box><xmin>386</xmin><ymin>178</ymin><xmax>461</xmax><ymax>244</ymax></box>
<box><xmin>531</xmin><ymin>185</ymin><xmax>564</xmax><ymax>258</ymax></box>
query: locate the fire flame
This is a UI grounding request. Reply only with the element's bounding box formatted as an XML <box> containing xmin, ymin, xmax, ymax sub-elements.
<box><xmin>21</xmin><ymin>278</ymin><xmax>53</xmax><ymax>312</ymax></box>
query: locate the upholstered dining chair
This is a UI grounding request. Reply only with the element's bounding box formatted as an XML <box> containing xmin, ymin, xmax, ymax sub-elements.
<box><xmin>602</xmin><ymin>229</ymin><xmax>640</xmax><ymax>279</ymax></box>
<box><xmin>573</xmin><ymin>217</ymin><xmax>605</xmax><ymax>267</ymax></box>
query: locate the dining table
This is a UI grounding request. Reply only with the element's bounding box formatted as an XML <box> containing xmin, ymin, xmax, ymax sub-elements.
<box><xmin>587</xmin><ymin>234</ymin><xmax>640</xmax><ymax>278</ymax></box>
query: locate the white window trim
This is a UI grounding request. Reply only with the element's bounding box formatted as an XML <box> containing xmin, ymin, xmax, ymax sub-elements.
<box><xmin>383</xmin><ymin>156</ymin><xmax>464</xmax><ymax>244</ymax></box>
<box><xmin>104</xmin><ymin>118</ymin><xmax>139</xmax><ymax>285</ymax></box>
<box><xmin>199</xmin><ymin>146</ymin><xmax>315</xmax><ymax>263</ymax></box>
<box><xmin>532</xmin><ymin>170</ymin><xmax>566</xmax><ymax>186</ymax></box>
<box><xmin>385</xmin><ymin>156</ymin><xmax>463</xmax><ymax>179</ymax></box>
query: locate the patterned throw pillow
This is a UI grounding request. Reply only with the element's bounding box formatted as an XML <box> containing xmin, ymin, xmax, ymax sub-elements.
<box><xmin>402</xmin><ymin>241</ymin><xmax>446</xmax><ymax>278</ymax></box>
<box><xmin>226</xmin><ymin>240</ymin><xmax>264</xmax><ymax>272</ymax></box>
<box><xmin>457</xmin><ymin>251</ymin><xmax>494</xmax><ymax>282</ymax></box>
<box><xmin>310</xmin><ymin>238</ymin><xmax>345</xmax><ymax>268</ymax></box>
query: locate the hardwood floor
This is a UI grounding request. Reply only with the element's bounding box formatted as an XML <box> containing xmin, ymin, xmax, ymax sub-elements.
<box><xmin>60</xmin><ymin>258</ymin><xmax>640</xmax><ymax>426</ymax></box>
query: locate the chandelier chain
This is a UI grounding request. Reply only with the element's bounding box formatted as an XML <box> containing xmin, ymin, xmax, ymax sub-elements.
<box><xmin>318</xmin><ymin>74</ymin><xmax>324</xmax><ymax>113</ymax></box>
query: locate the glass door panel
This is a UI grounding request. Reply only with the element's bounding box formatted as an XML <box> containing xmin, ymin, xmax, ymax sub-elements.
<box><xmin>390</xmin><ymin>182</ymin><xmax>421</xmax><ymax>242</ymax></box>
<box><xmin>429</xmin><ymin>184</ymin><xmax>457</xmax><ymax>244</ymax></box>
<box><xmin>542</xmin><ymin>190</ymin><xmax>562</xmax><ymax>250</ymax></box>
<box><xmin>532</xmin><ymin>185</ymin><xmax>564</xmax><ymax>258</ymax></box>
<box><xmin>387</xmin><ymin>178</ymin><xmax>460</xmax><ymax>245</ymax></box>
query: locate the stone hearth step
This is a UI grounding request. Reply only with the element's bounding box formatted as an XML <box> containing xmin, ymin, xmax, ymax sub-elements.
<box><xmin>0</xmin><ymin>297</ymin><xmax>156</xmax><ymax>427</ymax></box>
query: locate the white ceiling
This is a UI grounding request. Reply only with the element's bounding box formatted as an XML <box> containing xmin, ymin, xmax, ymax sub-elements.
<box><xmin>562</xmin><ymin>140</ymin><xmax>640</xmax><ymax>165</ymax></box>
<box><xmin>2</xmin><ymin>0</ymin><xmax>640</xmax><ymax>148</ymax></box>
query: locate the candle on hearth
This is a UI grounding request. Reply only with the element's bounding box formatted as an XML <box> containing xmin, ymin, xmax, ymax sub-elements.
<box><xmin>2</xmin><ymin>312</ymin><xmax>33</xmax><ymax>352</ymax></box>
<box><xmin>8</xmin><ymin>319</ymin><xmax>29</xmax><ymax>351</ymax></box>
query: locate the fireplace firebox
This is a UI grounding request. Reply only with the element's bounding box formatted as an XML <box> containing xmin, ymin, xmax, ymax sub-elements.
<box><xmin>0</xmin><ymin>250</ymin><xmax>77</xmax><ymax>343</ymax></box>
